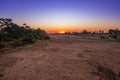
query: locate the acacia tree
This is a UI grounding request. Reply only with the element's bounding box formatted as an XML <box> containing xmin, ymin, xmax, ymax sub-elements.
<box><xmin>0</xmin><ymin>18</ymin><xmax>12</xmax><ymax>30</ymax></box>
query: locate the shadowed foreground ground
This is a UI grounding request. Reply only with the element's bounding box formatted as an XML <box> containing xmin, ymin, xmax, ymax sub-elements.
<box><xmin>0</xmin><ymin>35</ymin><xmax>120</xmax><ymax>80</ymax></box>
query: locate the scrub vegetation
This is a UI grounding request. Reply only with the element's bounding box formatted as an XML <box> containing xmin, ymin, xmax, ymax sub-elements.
<box><xmin>65</xmin><ymin>29</ymin><xmax>120</xmax><ymax>41</ymax></box>
<box><xmin>0</xmin><ymin>18</ymin><xmax>50</xmax><ymax>48</ymax></box>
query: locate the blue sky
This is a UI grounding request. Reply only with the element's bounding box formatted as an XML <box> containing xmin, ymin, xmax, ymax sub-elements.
<box><xmin>0</xmin><ymin>0</ymin><xmax>120</xmax><ymax>32</ymax></box>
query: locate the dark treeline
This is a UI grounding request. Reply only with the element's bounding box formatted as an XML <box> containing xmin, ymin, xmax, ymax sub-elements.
<box><xmin>0</xmin><ymin>18</ymin><xmax>50</xmax><ymax>48</ymax></box>
<box><xmin>65</xmin><ymin>29</ymin><xmax>120</xmax><ymax>40</ymax></box>
<box><xmin>65</xmin><ymin>29</ymin><xmax>105</xmax><ymax>35</ymax></box>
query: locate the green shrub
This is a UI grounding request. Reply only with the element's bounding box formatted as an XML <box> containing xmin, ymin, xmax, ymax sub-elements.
<box><xmin>109</xmin><ymin>29</ymin><xmax>120</xmax><ymax>39</ymax></box>
<box><xmin>14</xmin><ymin>40</ymin><xmax>24</xmax><ymax>47</ymax></box>
<box><xmin>3</xmin><ymin>37</ymin><xmax>13</xmax><ymax>42</ymax></box>
<box><xmin>111</xmin><ymin>36</ymin><xmax>118</xmax><ymax>39</ymax></box>
<box><xmin>43</xmin><ymin>35</ymin><xmax>50</xmax><ymax>40</ymax></box>
<box><xmin>0</xmin><ymin>33</ymin><xmax>11</xmax><ymax>41</ymax></box>
<box><xmin>23</xmin><ymin>37</ymin><xmax>36</xmax><ymax>43</ymax></box>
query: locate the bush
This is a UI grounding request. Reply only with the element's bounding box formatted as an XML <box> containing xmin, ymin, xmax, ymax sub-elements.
<box><xmin>23</xmin><ymin>37</ymin><xmax>36</xmax><ymax>44</ymax></box>
<box><xmin>43</xmin><ymin>35</ymin><xmax>50</xmax><ymax>40</ymax></box>
<box><xmin>99</xmin><ymin>35</ymin><xmax>107</xmax><ymax>39</ymax></box>
<box><xmin>110</xmin><ymin>36</ymin><xmax>117</xmax><ymax>39</ymax></box>
<box><xmin>14</xmin><ymin>40</ymin><xmax>24</xmax><ymax>47</ymax></box>
<box><xmin>0</xmin><ymin>33</ymin><xmax>13</xmax><ymax>42</ymax></box>
<box><xmin>109</xmin><ymin>29</ymin><xmax>120</xmax><ymax>39</ymax></box>
<box><xmin>0</xmin><ymin>18</ymin><xmax>50</xmax><ymax>48</ymax></box>
<box><xmin>3</xmin><ymin>37</ymin><xmax>13</xmax><ymax>42</ymax></box>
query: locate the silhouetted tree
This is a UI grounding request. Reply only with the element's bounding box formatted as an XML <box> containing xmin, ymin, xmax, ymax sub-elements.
<box><xmin>81</xmin><ymin>29</ymin><xmax>90</xmax><ymax>34</ymax></box>
<box><xmin>99</xmin><ymin>30</ymin><xmax>104</xmax><ymax>34</ymax></box>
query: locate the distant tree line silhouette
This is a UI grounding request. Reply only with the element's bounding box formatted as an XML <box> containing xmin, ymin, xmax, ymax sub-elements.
<box><xmin>65</xmin><ymin>29</ymin><xmax>105</xmax><ymax>35</ymax></box>
<box><xmin>0</xmin><ymin>18</ymin><xmax>50</xmax><ymax>48</ymax></box>
<box><xmin>65</xmin><ymin>29</ymin><xmax>120</xmax><ymax>40</ymax></box>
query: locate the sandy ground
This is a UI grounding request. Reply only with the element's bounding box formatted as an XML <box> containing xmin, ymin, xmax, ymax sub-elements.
<box><xmin>0</xmin><ymin>35</ymin><xmax>120</xmax><ymax>80</ymax></box>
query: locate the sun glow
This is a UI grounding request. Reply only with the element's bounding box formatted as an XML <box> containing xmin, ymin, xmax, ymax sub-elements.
<box><xmin>59</xmin><ymin>31</ymin><xmax>65</xmax><ymax>34</ymax></box>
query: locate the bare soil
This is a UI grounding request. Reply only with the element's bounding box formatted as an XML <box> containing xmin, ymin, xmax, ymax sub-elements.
<box><xmin>0</xmin><ymin>35</ymin><xmax>120</xmax><ymax>80</ymax></box>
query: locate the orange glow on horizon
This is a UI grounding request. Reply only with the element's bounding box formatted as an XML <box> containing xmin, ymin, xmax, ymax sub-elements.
<box><xmin>30</xmin><ymin>24</ymin><xmax>120</xmax><ymax>33</ymax></box>
<box><xmin>59</xmin><ymin>31</ymin><xmax>65</xmax><ymax>34</ymax></box>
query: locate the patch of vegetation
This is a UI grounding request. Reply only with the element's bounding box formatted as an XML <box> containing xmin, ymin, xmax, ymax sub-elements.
<box><xmin>99</xmin><ymin>35</ymin><xmax>107</xmax><ymax>39</ymax></box>
<box><xmin>23</xmin><ymin>37</ymin><xmax>36</xmax><ymax>44</ymax></box>
<box><xmin>43</xmin><ymin>35</ymin><xmax>50</xmax><ymax>40</ymax></box>
<box><xmin>13</xmin><ymin>40</ymin><xmax>24</xmax><ymax>47</ymax></box>
<box><xmin>109</xmin><ymin>29</ymin><xmax>120</xmax><ymax>40</ymax></box>
<box><xmin>0</xmin><ymin>18</ymin><xmax>50</xmax><ymax>48</ymax></box>
<box><xmin>68</xmin><ymin>29</ymin><xmax>120</xmax><ymax>42</ymax></box>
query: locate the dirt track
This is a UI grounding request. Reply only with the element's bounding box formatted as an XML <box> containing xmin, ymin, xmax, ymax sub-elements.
<box><xmin>0</xmin><ymin>35</ymin><xmax>120</xmax><ymax>80</ymax></box>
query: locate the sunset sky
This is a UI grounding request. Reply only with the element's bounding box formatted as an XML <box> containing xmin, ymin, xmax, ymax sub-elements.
<box><xmin>0</xmin><ymin>0</ymin><xmax>120</xmax><ymax>33</ymax></box>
